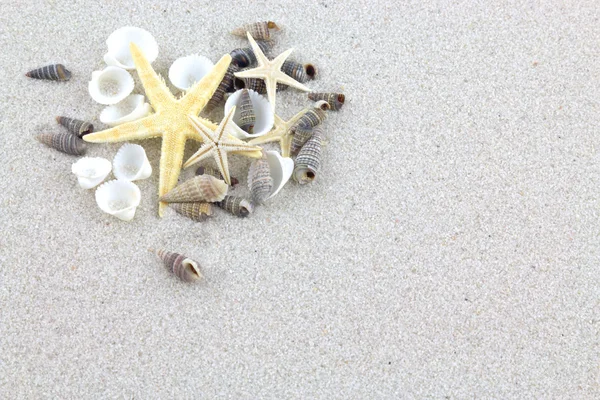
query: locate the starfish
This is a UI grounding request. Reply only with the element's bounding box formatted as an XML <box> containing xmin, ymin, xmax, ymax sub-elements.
<box><xmin>84</xmin><ymin>43</ymin><xmax>259</xmax><ymax>217</ymax></box>
<box><xmin>247</xmin><ymin>109</ymin><xmax>308</xmax><ymax>157</ymax></box>
<box><xmin>183</xmin><ymin>107</ymin><xmax>262</xmax><ymax>183</ymax></box>
<box><xmin>234</xmin><ymin>32</ymin><xmax>310</xmax><ymax>113</ymax></box>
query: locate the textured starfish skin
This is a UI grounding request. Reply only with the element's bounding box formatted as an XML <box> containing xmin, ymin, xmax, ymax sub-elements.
<box><xmin>234</xmin><ymin>32</ymin><xmax>310</xmax><ymax>113</ymax></box>
<box><xmin>84</xmin><ymin>43</ymin><xmax>256</xmax><ymax>217</ymax></box>
<box><xmin>247</xmin><ymin>109</ymin><xmax>307</xmax><ymax>157</ymax></box>
<box><xmin>183</xmin><ymin>107</ymin><xmax>262</xmax><ymax>184</ymax></box>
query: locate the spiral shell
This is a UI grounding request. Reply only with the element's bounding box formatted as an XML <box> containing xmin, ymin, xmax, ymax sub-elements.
<box><xmin>56</xmin><ymin>116</ymin><xmax>94</xmax><ymax>138</ymax></box>
<box><xmin>308</xmin><ymin>92</ymin><xmax>345</xmax><ymax>111</ymax></box>
<box><xmin>281</xmin><ymin>60</ymin><xmax>308</xmax><ymax>83</ymax></box>
<box><xmin>26</xmin><ymin>64</ymin><xmax>71</xmax><ymax>81</ymax></box>
<box><xmin>290</xmin><ymin>125</ymin><xmax>314</xmax><ymax>155</ymax></box>
<box><xmin>234</xmin><ymin>78</ymin><xmax>287</xmax><ymax>94</ymax></box>
<box><xmin>231</xmin><ymin>21</ymin><xmax>280</xmax><ymax>40</ymax></box>
<box><xmin>170</xmin><ymin>202</ymin><xmax>213</xmax><ymax>222</ymax></box>
<box><xmin>36</xmin><ymin>132</ymin><xmax>86</xmax><ymax>155</ymax></box>
<box><xmin>204</xmin><ymin>63</ymin><xmax>239</xmax><ymax>113</ymax></box>
<box><xmin>237</xmin><ymin>89</ymin><xmax>256</xmax><ymax>133</ymax></box>
<box><xmin>293</xmin><ymin>127</ymin><xmax>325</xmax><ymax>184</ymax></box>
<box><xmin>294</xmin><ymin>102</ymin><xmax>328</xmax><ymax>130</ymax></box>
<box><xmin>195</xmin><ymin>166</ymin><xmax>239</xmax><ymax>186</ymax></box>
<box><xmin>155</xmin><ymin>249</ymin><xmax>203</xmax><ymax>282</ymax></box>
<box><xmin>230</xmin><ymin>40</ymin><xmax>273</xmax><ymax>68</ymax></box>
<box><xmin>159</xmin><ymin>175</ymin><xmax>227</xmax><ymax>203</ymax></box>
<box><xmin>216</xmin><ymin>195</ymin><xmax>254</xmax><ymax>218</ymax></box>
<box><xmin>248</xmin><ymin>153</ymin><xmax>273</xmax><ymax>204</ymax></box>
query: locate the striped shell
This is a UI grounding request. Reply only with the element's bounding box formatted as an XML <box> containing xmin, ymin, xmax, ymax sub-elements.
<box><xmin>36</xmin><ymin>132</ymin><xmax>86</xmax><ymax>155</ymax></box>
<box><xmin>155</xmin><ymin>249</ymin><xmax>203</xmax><ymax>282</ymax></box>
<box><xmin>56</xmin><ymin>116</ymin><xmax>94</xmax><ymax>138</ymax></box>
<box><xmin>238</xmin><ymin>89</ymin><xmax>256</xmax><ymax>133</ymax></box>
<box><xmin>294</xmin><ymin>103</ymin><xmax>328</xmax><ymax>130</ymax></box>
<box><xmin>308</xmin><ymin>92</ymin><xmax>345</xmax><ymax>111</ymax></box>
<box><xmin>248</xmin><ymin>153</ymin><xmax>273</xmax><ymax>204</ymax></box>
<box><xmin>293</xmin><ymin>127</ymin><xmax>325</xmax><ymax>184</ymax></box>
<box><xmin>234</xmin><ymin>78</ymin><xmax>287</xmax><ymax>94</ymax></box>
<box><xmin>159</xmin><ymin>175</ymin><xmax>228</xmax><ymax>203</ymax></box>
<box><xmin>230</xmin><ymin>40</ymin><xmax>273</xmax><ymax>68</ymax></box>
<box><xmin>26</xmin><ymin>64</ymin><xmax>71</xmax><ymax>81</ymax></box>
<box><xmin>170</xmin><ymin>202</ymin><xmax>213</xmax><ymax>222</ymax></box>
<box><xmin>231</xmin><ymin>21</ymin><xmax>279</xmax><ymax>40</ymax></box>
<box><xmin>204</xmin><ymin>64</ymin><xmax>239</xmax><ymax>113</ymax></box>
<box><xmin>195</xmin><ymin>166</ymin><xmax>239</xmax><ymax>186</ymax></box>
<box><xmin>281</xmin><ymin>60</ymin><xmax>308</xmax><ymax>83</ymax></box>
<box><xmin>216</xmin><ymin>195</ymin><xmax>254</xmax><ymax>218</ymax></box>
<box><xmin>290</xmin><ymin>125</ymin><xmax>314</xmax><ymax>155</ymax></box>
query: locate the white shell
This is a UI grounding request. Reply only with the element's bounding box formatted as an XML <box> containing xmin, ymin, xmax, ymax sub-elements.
<box><xmin>88</xmin><ymin>66</ymin><xmax>134</xmax><ymax>105</ymax></box>
<box><xmin>103</xmin><ymin>26</ymin><xmax>159</xmax><ymax>70</ymax></box>
<box><xmin>99</xmin><ymin>94</ymin><xmax>152</xmax><ymax>126</ymax></box>
<box><xmin>113</xmin><ymin>143</ymin><xmax>152</xmax><ymax>181</ymax></box>
<box><xmin>224</xmin><ymin>89</ymin><xmax>274</xmax><ymax>139</ymax></box>
<box><xmin>95</xmin><ymin>180</ymin><xmax>141</xmax><ymax>221</ymax></box>
<box><xmin>266</xmin><ymin>150</ymin><xmax>294</xmax><ymax>199</ymax></box>
<box><xmin>168</xmin><ymin>54</ymin><xmax>214</xmax><ymax>91</ymax></box>
<box><xmin>71</xmin><ymin>157</ymin><xmax>112</xmax><ymax>189</ymax></box>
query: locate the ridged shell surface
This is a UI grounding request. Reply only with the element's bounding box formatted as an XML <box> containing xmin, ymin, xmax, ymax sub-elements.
<box><xmin>170</xmin><ymin>202</ymin><xmax>213</xmax><ymax>222</ymax></box>
<box><xmin>56</xmin><ymin>117</ymin><xmax>94</xmax><ymax>137</ymax></box>
<box><xmin>235</xmin><ymin>78</ymin><xmax>287</xmax><ymax>94</ymax></box>
<box><xmin>230</xmin><ymin>40</ymin><xmax>273</xmax><ymax>68</ymax></box>
<box><xmin>290</xmin><ymin>125</ymin><xmax>314</xmax><ymax>155</ymax></box>
<box><xmin>308</xmin><ymin>92</ymin><xmax>345</xmax><ymax>111</ymax></box>
<box><xmin>231</xmin><ymin>21</ymin><xmax>279</xmax><ymax>40</ymax></box>
<box><xmin>293</xmin><ymin>127</ymin><xmax>325</xmax><ymax>184</ymax></box>
<box><xmin>26</xmin><ymin>64</ymin><xmax>71</xmax><ymax>81</ymax></box>
<box><xmin>238</xmin><ymin>89</ymin><xmax>256</xmax><ymax>133</ymax></box>
<box><xmin>156</xmin><ymin>249</ymin><xmax>202</xmax><ymax>282</ymax></box>
<box><xmin>37</xmin><ymin>132</ymin><xmax>86</xmax><ymax>155</ymax></box>
<box><xmin>159</xmin><ymin>175</ymin><xmax>227</xmax><ymax>203</ymax></box>
<box><xmin>196</xmin><ymin>166</ymin><xmax>239</xmax><ymax>186</ymax></box>
<box><xmin>248</xmin><ymin>154</ymin><xmax>273</xmax><ymax>204</ymax></box>
<box><xmin>204</xmin><ymin>64</ymin><xmax>239</xmax><ymax>113</ymax></box>
<box><xmin>281</xmin><ymin>60</ymin><xmax>308</xmax><ymax>83</ymax></box>
<box><xmin>216</xmin><ymin>195</ymin><xmax>254</xmax><ymax>218</ymax></box>
<box><xmin>294</xmin><ymin>106</ymin><xmax>327</xmax><ymax>130</ymax></box>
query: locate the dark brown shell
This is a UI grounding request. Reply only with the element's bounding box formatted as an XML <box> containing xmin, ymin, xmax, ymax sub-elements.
<box><xmin>307</xmin><ymin>92</ymin><xmax>345</xmax><ymax>111</ymax></box>
<box><xmin>216</xmin><ymin>195</ymin><xmax>254</xmax><ymax>218</ymax></box>
<box><xmin>230</xmin><ymin>40</ymin><xmax>273</xmax><ymax>68</ymax></box>
<box><xmin>36</xmin><ymin>132</ymin><xmax>86</xmax><ymax>155</ymax></box>
<box><xmin>170</xmin><ymin>202</ymin><xmax>213</xmax><ymax>222</ymax></box>
<box><xmin>281</xmin><ymin>60</ymin><xmax>308</xmax><ymax>83</ymax></box>
<box><xmin>156</xmin><ymin>249</ymin><xmax>203</xmax><ymax>282</ymax></box>
<box><xmin>56</xmin><ymin>116</ymin><xmax>94</xmax><ymax>137</ymax></box>
<box><xmin>26</xmin><ymin>64</ymin><xmax>71</xmax><ymax>81</ymax></box>
<box><xmin>204</xmin><ymin>63</ymin><xmax>239</xmax><ymax>113</ymax></box>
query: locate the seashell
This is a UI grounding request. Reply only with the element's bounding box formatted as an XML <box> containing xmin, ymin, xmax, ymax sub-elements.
<box><xmin>265</xmin><ymin>150</ymin><xmax>294</xmax><ymax>199</ymax></box>
<box><xmin>304</xmin><ymin>64</ymin><xmax>317</xmax><ymax>80</ymax></box>
<box><xmin>99</xmin><ymin>94</ymin><xmax>153</xmax><ymax>127</ymax></box>
<box><xmin>36</xmin><ymin>132</ymin><xmax>86</xmax><ymax>155</ymax></box>
<box><xmin>247</xmin><ymin>152</ymin><xmax>273</xmax><ymax>204</ymax></box>
<box><xmin>237</xmin><ymin>89</ymin><xmax>255</xmax><ymax>133</ymax></box>
<box><xmin>113</xmin><ymin>143</ymin><xmax>152</xmax><ymax>181</ymax></box>
<box><xmin>281</xmin><ymin>60</ymin><xmax>308</xmax><ymax>83</ymax></box>
<box><xmin>155</xmin><ymin>249</ymin><xmax>203</xmax><ymax>282</ymax></box>
<box><xmin>71</xmin><ymin>157</ymin><xmax>112</xmax><ymax>189</ymax></box>
<box><xmin>290</xmin><ymin>125</ymin><xmax>314</xmax><ymax>155</ymax></box>
<box><xmin>88</xmin><ymin>66</ymin><xmax>134</xmax><ymax>105</ymax></box>
<box><xmin>231</xmin><ymin>21</ymin><xmax>280</xmax><ymax>40</ymax></box>
<box><xmin>224</xmin><ymin>89</ymin><xmax>274</xmax><ymax>139</ymax></box>
<box><xmin>103</xmin><ymin>27</ymin><xmax>159</xmax><ymax>70</ymax></box>
<box><xmin>168</xmin><ymin>54</ymin><xmax>214</xmax><ymax>91</ymax></box>
<box><xmin>293</xmin><ymin>127</ymin><xmax>325</xmax><ymax>184</ymax></box>
<box><xmin>159</xmin><ymin>175</ymin><xmax>227</xmax><ymax>203</ymax></box>
<box><xmin>55</xmin><ymin>116</ymin><xmax>94</xmax><ymax>138</ymax></box>
<box><xmin>293</xmin><ymin>101</ymin><xmax>328</xmax><ymax>130</ymax></box>
<box><xmin>230</xmin><ymin>40</ymin><xmax>274</xmax><ymax>68</ymax></box>
<box><xmin>204</xmin><ymin>63</ymin><xmax>239</xmax><ymax>113</ymax></box>
<box><xmin>195</xmin><ymin>166</ymin><xmax>239</xmax><ymax>186</ymax></box>
<box><xmin>25</xmin><ymin>64</ymin><xmax>71</xmax><ymax>81</ymax></box>
<box><xmin>95</xmin><ymin>179</ymin><xmax>141</xmax><ymax>221</ymax></box>
<box><xmin>170</xmin><ymin>202</ymin><xmax>213</xmax><ymax>222</ymax></box>
<box><xmin>216</xmin><ymin>195</ymin><xmax>254</xmax><ymax>218</ymax></box>
<box><xmin>308</xmin><ymin>92</ymin><xmax>345</xmax><ymax>111</ymax></box>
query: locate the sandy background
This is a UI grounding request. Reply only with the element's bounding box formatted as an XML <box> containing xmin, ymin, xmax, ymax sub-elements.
<box><xmin>1</xmin><ymin>0</ymin><xmax>599</xmax><ymax>398</ymax></box>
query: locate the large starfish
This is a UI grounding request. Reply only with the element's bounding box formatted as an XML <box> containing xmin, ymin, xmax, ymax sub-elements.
<box><xmin>234</xmin><ymin>32</ymin><xmax>310</xmax><ymax>112</ymax></box>
<box><xmin>84</xmin><ymin>43</ymin><xmax>259</xmax><ymax>217</ymax></box>
<box><xmin>247</xmin><ymin>109</ymin><xmax>307</xmax><ymax>157</ymax></box>
<box><xmin>183</xmin><ymin>106</ymin><xmax>262</xmax><ymax>183</ymax></box>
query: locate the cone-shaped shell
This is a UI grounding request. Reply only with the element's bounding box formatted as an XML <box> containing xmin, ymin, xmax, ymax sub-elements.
<box><xmin>216</xmin><ymin>195</ymin><xmax>254</xmax><ymax>217</ymax></box>
<box><xmin>230</xmin><ymin>40</ymin><xmax>274</xmax><ymax>68</ymax></box>
<box><xmin>71</xmin><ymin>157</ymin><xmax>112</xmax><ymax>189</ymax></box>
<box><xmin>26</xmin><ymin>64</ymin><xmax>71</xmax><ymax>81</ymax></box>
<box><xmin>170</xmin><ymin>202</ymin><xmax>213</xmax><ymax>222</ymax></box>
<box><xmin>204</xmin><ymin>64</ymin><xmax>239</xmax><ymax>114</ymax></box>
<box><xmin>293</xmin><ymin>102</ymin><xmax>328</xmax><ymax>130</ymax></box>
<box><xmin>113</xmin><ymin>143</ymin><xmax>152</xmax><ymax>181</ymax></box>
<box><xmin>156</xmin><ymin>249</ymin><xmax>202</xmax><ymax>282</ymax></box>
<box><xmin>237</xmin><ymin>89</ymin><xmax>255</xmax><ymax>133</ymax></box>
<box><xmin>168</xmin><ymin>54</ymin><xmax>214</xmax><ymax>91</ymax></box>
<box><xmin>248</xmin><ymin>153</ymin><xmax>273</xmax><ymax>204</ymax></box>
<box><xmin>281</xmin><ymin>60</ymin><xmax>308</xmax><ymax>83</ymax></box>
<box><xmin>308</xmin><ymin>92</ymin><xmax>345</xmax><ymax>111</ymax></box>
<box><xmin>290</xmin><ymin>125</ymin><xmax>314</xmax><ymax>155</ymax></box>
<box><xmin>95</xmin><ymin>179</ymin><xmax>141</xmax><ymax>221</ymax></box>
<box><xmin>231</xmin><ymin>21</ymin><xmax>279</xmax><ymax>40</ymax></box>
<box><xmin>195</xmin><ymin>166</ymin><xmax>239</xmax><ymax>186</ymax></box>
<box><xmin>99</xmin><ymin>94</ymin><xmax>152</xmax><ymax>127</ymax></box>
<box><xmin>37</xmin><ymin>132</ymin><xmax>86</xmax><ymax>155</ymax></box>
<box><xmin>88</xmin><ymin>66</ymin><xmax>134</xmax><ymax>105</ymax></box>
<box><xmin>56</xmin><ymin>117</ymin><xmax>94</xmax><ymax>137</ymax></box>
<box><xmin>104</xmin><ymin>27</ymin><xmax>159</xmax><ymax>70</ymax></box>
<box><xmin>224</xmin><ymin>89</ymin><xmax>274</xmax><ymax>139</ymax></box>
<box><xmin>265</xmin><ymin>151</ymin><xmax>294</xmax><ymax>199</ymax></box>
<box><xmin>294</xmin><ymin>127</ymin><xmax>325</xmax><ymax>184</ymax></box>
<box><xmin>160</xmin><ymin>175</ymin><xmax>227</xmax><ymax>203</ymax></box>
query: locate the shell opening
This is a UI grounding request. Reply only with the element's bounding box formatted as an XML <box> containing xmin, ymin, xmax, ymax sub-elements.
<box><xmin>337</xmin><ymin>94</ymin><xmax>346</xmax><ymax>104</ymax></box>
<box><xmin>182</xmin><ymin>259</ymin><xmax>202</xmax><ymax>279</ymax></box>
<box><xmin>304</xmin><ymin>64</ymin><xmax>317</xmax><ymax>79</ymax></box>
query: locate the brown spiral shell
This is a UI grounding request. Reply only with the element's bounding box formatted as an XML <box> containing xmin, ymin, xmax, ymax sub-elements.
<box><xmin>216</xmin><ymin>195</ymin><xmax>254</xmax><ymax>218</ymax></box>
<box><xmin>293</xmin><ymin>127</ymin><xmax>325</xmax><ymax>185</ymax></box>
<box><xmin>195</xmin><ymin>166</ymin><xmax>239</xmax><ymax>186</ymax></box>
<box><xmin>159</xmin><ymin>175</ymin><xmax>228</xmax><ymax>203</ymax></box>
<box><xmin>230</xmin><ymin>40</ymin><xmax>274</xmax><ymax>68</ymax></box>
<box><xmin>204</xmin><ymin>63</ymin><xmax>239</xmax><ymax>113</ymax></box>
<box><xmin>170</xmin><ymin>202</ymin><xmax>213</xmax><ymax>222</ymax></box>
<box><xmin>293</xmin><ymin>104</ymin><xmax>328</xmax><ymax>130</ymax></box>
<box><xmin>155</xmin><ymin>249</ymin><xmax>203</xmax><ymax>282</ymax></box>
<box><xmin>56</xmin><ymin>116</ymin><xmax>94</xmax><ymax>137</ymax></box>
<box><xmin>281</xmin><ymin>60</ymin><xmax>308</xmax><ymax>83</ymax></box>
<box><xmin>36</xmin><ymin>132</ymin><xmax>86</xmax><ymax>155</ymax></box>
<box><xmin>290</xmin><ymin>125</ymin><xmax>314</xmax><ymax>155</ymax></box>
<box><xmin>307</xmin><ymin>92</ymin><xmax>345</xmax><ymax>111</ymax></box>
<box><xmin>231</xmin><ymin>21</ymin><xmax>280</xmax><ymax>40</ymax></box>
<box><xmin>26</xmin><ymin>64</ymin><xmax>71</xmax><ymax>81</ymax></box>
<box><xmin>248</xmin><ymin>153</ymin><xmax>273</xmax><ymax>204</ymax></box>
<box><xmin>238</xmin><ymin>89</ymin><xmax>255</xmax><ymax>134</ymax></box>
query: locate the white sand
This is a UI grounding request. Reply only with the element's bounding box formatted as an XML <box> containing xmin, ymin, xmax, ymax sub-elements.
<box><xmin>1</xmin><ymin>1</ymin><xmax>599</xmax><ymax>398</ymax></box>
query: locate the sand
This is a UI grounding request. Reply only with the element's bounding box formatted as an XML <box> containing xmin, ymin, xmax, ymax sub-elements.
<box><xmin>0</xmin><ymin>1</ymin><xmax>599</xmax><ymax>398</ymax></box>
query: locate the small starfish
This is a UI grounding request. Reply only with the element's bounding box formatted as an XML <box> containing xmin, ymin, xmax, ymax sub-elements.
<box><xmin>247</xmin><ymin>109</ymin><xmax>308</xmax><ymax>157</ymax></box>
<box><xmin>234</xmin><ymin>32</ymin><xmax>310</xmax><ymax>113</ymax></box>
<box><xmin>84</xmin><ymin>43</ymin><xmax>259</xmax><ymax>217</ymax></box>
<box><xmin>183</xmin><ymin>107</ymin><xmax>262</xmax><ymax>184</ymax></box>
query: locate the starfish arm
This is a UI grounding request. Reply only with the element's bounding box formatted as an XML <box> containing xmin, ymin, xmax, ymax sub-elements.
<box><xmin>157</xmin><ymin>132</ymin><xmax>188</xmax><ymax>217</ymax></box>
<box><xmin>220</xmin><ymin>138</ymin><xmax>263</xmax><ymax>153</ymax></box>
<box><xmin>83</xmin><ymin>114</ymin><xmax>162</xmax><ymax>143</ymax></box>
<box><xmin>230</xmin><ymin>149</ymin><xmax>263</xmax><ymax>158</ymax></box>
<box><xmin>280</xmin><ymin>135</ymin><xmax>293</xmax><ymax>158</ymax></box>
<box><xmin>234</xmin><ymin>67</ymin><xmax>267</xmax><ymax>80</ymax></box>
<box><xmin>247</xmin><ymin>130</ymin><xmax>281</xmax><ymax>145</ymax></box>
<box><xmin>181</xmin><ymin>54</ymin><xmax>233</xmax><ymax>114</ymax></box>
<box><xmin>182</xmin><ymin>145</ymin><xmax>214</xmax><ymax>169</ymax></box>
<box><xmin>130</xmin><ymin>43</ymin><xmax>175</xmax><ymax>109</ymax></box>
<box><xmin>217</xmin><ymin>107</ymin><xmax>237</xmax><ymax>141</ymax></box>
<box><xmin>272</xmin><ymin>48</ymin><xmax>294</xmax><ymax>66</ymax></box>
<box><xmin>213</xmin><ymin>149</ymin><xmax>231</xmax><ymax>185</ymax></box>
<box><xmin>274</xmin><ymin>70</ymin><xmax>311</xmax><ymax>92</ymax></box>
<box><xmin>265</xmin><ymin>76</ymin><xmax>278</xmax><ymax>112</ymax></box>
<box><xmin>187</xmin><ymin>115</ymin><xmax>217</xmax><ymax>143</ymax></box>
<box><xmin>246</xmin><ymin>32</ymin><xmax>270</xmax><ymax>66</ymax></box>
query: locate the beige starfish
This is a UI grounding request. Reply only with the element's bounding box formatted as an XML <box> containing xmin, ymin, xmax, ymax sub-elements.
<box><xmin>234</xmin><ymin>32</ymin><xmax>310</xmax><ymax>113</ymax></box>
<box><xmin>183</xmin><ymin>107</ymin><xmax>262</xmax><ymax>183</ymax></box>
<box><xmin>247</xmin><ymin>109</ymin><xmax>308</xmax><ymax>157</ymax></box>
<box><xmin>84</xmin><ymin>43</ymin><xmax>259</xmax><ymax>217</ymax></box>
